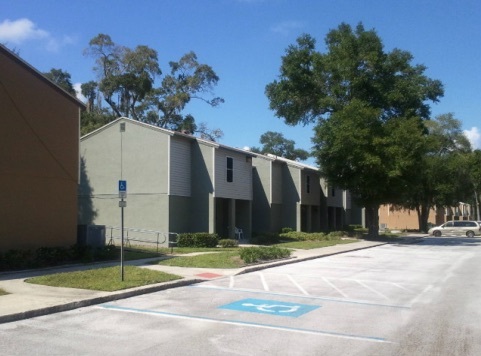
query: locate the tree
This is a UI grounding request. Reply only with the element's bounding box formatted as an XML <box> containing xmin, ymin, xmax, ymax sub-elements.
<box><xmin>467</xmin><ymin>150</ymin><xmax>481</xmax><ymax>220</ymax></box>
<box><xmin>79</xmin><ymin>80</ymin><xmax>116</xmax><ymax>135</ymax></box>
<box><xmin>80</xmin><ymin>110</ymin><xmax>116</xmax><ymax>136</ymax></box>
<box><xmin>80</xmin><ymin>80</ymin><xmax>98</xmax><ymax>112</ymax></box>
<box><xmin>43</xmin><ymin>68</ymin><xmax>76</xmax><ymax>95</ymax></box>
<box><xmin>266</xmin><ymin>23</ymin><xmax>443</xmax><ymax>236</ymax></box>
<box><xmin>140</xmin><ymin>51</ymin><xmax>224</xmax><ymax>139</ymax></box>
<box><xmin>84</xmin><ymin>34</ymin><xmax>161</xmax><ymax>120</ymax></box>
<box><xmin>250</xmin><ymin>131</ymin><xmax>309</xmax><ymax>161</ymax></box>
<box><xmin>399</xmin><ymin>113</ymin><xmax>472</xmax><ymax>232</ymax></box>
<box><xmin>83</xmin><ymin>35</ymin><xmax>224</xmax><ymax>140</ymax></box>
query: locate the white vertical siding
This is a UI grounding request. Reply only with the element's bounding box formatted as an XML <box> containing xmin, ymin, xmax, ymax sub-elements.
<box><xmin>169</xmin><ymin>136</ymin><xmax>191</xmax><ymax>197</ymax></box>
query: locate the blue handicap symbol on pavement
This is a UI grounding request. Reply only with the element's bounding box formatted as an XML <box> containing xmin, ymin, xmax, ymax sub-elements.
<box><xmin>218</xmin><ymin>298</ymin><xmax>320</xmax><ymax>318</ymax></box>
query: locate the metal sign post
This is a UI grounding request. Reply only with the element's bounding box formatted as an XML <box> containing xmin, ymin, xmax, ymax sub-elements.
<box><xmin>118</xmin><ymin>180</ymin><xmax>127</xmax><ymax>281</ymax></box>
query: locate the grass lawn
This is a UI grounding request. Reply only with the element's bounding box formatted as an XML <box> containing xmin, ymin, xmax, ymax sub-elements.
<box><xmin>0</xmin><ymin>288</ymin><xmax>8</xmax><ymax>296</ymax></box>
<box><xmin>275</xmin><ymin>238</ymin><xmax>359</xmax><ymax>249</ymax></box>
<box><xmin>128</xmin><ymin>245</ymin><xmax>238</xmax><ymax>255</ymax></box>
<box><xmin>124</xmin><ymin>249</ymin><xmax>164</xmax><ymax>260</ymax></box>
<box><xmin>155</xmin><ymin>238</ymin><xmax>361</xmax><ymax>268</ymax></box>
<box><xmin>26</xmin><ymin>266</ymin><xmax>183</xmax><ymax>292</ymax></box>
<box><xmin>157</xmin><ymin>251</ymin><xmax>245</xmax><ymax>268</ymax></box>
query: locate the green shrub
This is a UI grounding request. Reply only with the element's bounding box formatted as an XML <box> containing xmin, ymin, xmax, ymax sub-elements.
<box><xmin>2</xmin><ymin>249</ymin><xmax>34</xmax><ymax>270</ymax></box>
<box><xmin>240</xmin><ymin>246</ymin><xmax>291</xmax><ymax>264</ymax></box>
<box><xmin>218</xmin><ymin>239</ymin><xmax>239</xmax><ymax>248</ymax></box>
<box><xmin>326</xmin><ymin>231</ymin><xmax>345</xmax><ymax>239</ymax></box>
<box><xmin>93</xmin><ymin>245</ymin><xmax>118</xmax><ymax>260</ymax></box>
<box><xmin>0</xmin><ymin>244</ymin><xmax>120</xmax><ymax>272</ymax></box>
<box><xmin>279</xmin><ymin>231</ymin><xmax>328</xmax><ymax>241</ymax></box>
<box><xmin>35</xmin><ymin>246</ymin><xmax>75</xmax><ymax>267</ymax></box>
<box><xmin>177</xmin><ymin>233</ymin><xmax>219</xmax><ymax>248</ymax></box>
<box><xmin>250</xmin><ymin>232</ymin><xmax>280</xmax><ymax>245</ymax></box>
<box><xmin>281</xmin><ymin>227</ymin><xmax>294</xmax><ymax>233</ymax></box>
<box><xmin>344</xmin><ymin>224</ymin><xmax>363</xmax><ymax>231</ymax></box>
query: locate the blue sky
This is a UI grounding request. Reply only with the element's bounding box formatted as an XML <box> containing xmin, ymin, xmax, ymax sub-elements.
<box><xmin>2</xmin><ymin>0</ymin><xmax>480</xmax><ymax>160</ymax></box>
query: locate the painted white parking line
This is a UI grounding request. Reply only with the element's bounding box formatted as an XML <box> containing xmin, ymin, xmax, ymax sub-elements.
<box><xmin>286</xmin><ymin>274</ymin><xmax>309</xmax><ymax>295</ymax></box>
<box><xmin>99</xmin><ymin>304</ymin><xmax>395</xmax><ymax>344</ymax></box>
<box><xmin>353</xmin><ymin>280</ymin><xmax>390</xmax><ymax>300</ymax></box>
<box><xmin>193</xmin><ymin>285</ymin><xmax>411</xmax><ymax>309</ymax></box>
<box><xmin>258</xmin><ymin>272</ymin><xmax>269</xmax><ymax>291</ymax></box>
<box><xmin>323</xmin><ymin>277</ymin><xmax>349</xmax><ymax>298</ymax></box>
<box><xmin>392</xmin><ymin>282</ymin><xmax>414</xmax><ymax>292</ymax></box>
<box><xmin>229</xmin><ymin>275</ymin><xmax>235</xmax><ymax>288</ymax></box>
<box><xmin>407</xmin><ymin>284</ymin><xmax>434</xmax><ymax>306</ymax></box>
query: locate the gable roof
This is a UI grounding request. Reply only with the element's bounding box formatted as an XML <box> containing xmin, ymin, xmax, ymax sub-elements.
<box><xmin>81</xmin><ymin>116</ymin><xmax>256</xmax><ymax>157</ymax></box>
<box><xmin>0</xmin><ymin>45</ymin><xmax>86</xmax><ymax>108</ymax></box>
<box><xmin>253</xmin><ymin>152</ymin><xmax>319</xmax><ymax>172</ymax></box>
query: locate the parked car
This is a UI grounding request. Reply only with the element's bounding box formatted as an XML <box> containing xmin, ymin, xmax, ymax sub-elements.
<box><xmin>428</xmin><ymin>220</ymin><xmax>481</xmax><ymax>238</ymax></box>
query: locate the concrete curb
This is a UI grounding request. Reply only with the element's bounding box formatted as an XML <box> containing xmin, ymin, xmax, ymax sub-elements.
<box><xmin>237</xmin><ymin>241</ymin><xmax>388</xmax><ymax>275</ymax></box>
<box><xmin>0</xmin><ymin>278</ymin><xmax>203</xmax><ymax>324</ymax></box>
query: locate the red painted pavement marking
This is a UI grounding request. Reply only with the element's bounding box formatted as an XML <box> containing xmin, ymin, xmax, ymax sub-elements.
<box><xmin>196</xmin><ymin>272</ymin><xmax>223</xmax><ymax>279</ymax></box>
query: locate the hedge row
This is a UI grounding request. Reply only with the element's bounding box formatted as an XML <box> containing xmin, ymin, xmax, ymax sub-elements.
<box><xmin>177</xmin><ymin>233</ymin><xmax>219</xmax><ymax>248</ymax></box>
<box><xmin>0</xmin><ymin>245</ymin><xmax>118</xmax><ymax>272</ymax></box>
<box><xmin>240</xmin><ymin>246</ymin><xmax>291</xmax><ymax>264</ymax></box>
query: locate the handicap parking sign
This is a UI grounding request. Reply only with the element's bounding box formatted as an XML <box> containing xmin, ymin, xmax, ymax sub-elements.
<box><xmin>219</xmin><ymin>298</ymin><xmax>320</xmax><ymax>318</ymax></box>
<box><xmin>119</xmin><ymin>180</ymin><xmax>127</xmax><ymax>192</ymax></box>
<box><xmin>118</xmin><ymin>180</ymin><xmax>127</xmax><ymax>198</ymax></box>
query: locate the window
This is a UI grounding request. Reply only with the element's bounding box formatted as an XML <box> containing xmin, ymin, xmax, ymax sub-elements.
<box><xmin>227</xmin><ymin>157</ymin><xmax>233</xmax><ymax>182</ymax></box>
<box><xmin>331</xmin><ymin>187</ymin><xmax>336</xmax><ymax>197</ymax></box>
<box><xmin>306</xmin><ymin>175</ymin><xmax>310</xmax><ymax>193</ymax></box>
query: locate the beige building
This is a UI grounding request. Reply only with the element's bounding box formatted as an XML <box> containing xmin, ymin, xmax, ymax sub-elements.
<box><xmin>0</xmin><ymin>45</ymin><xmax>84</xmax><ymax>252</ymax></box>
<box><xmin>378</xmin><ymin>203</ymin><xmax>472</xmax><ymax>231</ymax></box>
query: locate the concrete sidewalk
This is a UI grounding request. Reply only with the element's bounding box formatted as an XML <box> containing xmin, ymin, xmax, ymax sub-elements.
<box><xmin>0</xmin><ymin>238</ymin><xmax>423</xmax><ymax>324</ymax></box>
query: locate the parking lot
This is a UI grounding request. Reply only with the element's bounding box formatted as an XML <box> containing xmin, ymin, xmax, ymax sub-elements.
<box><xmin>2</xmin><ymin>237</ymin><xmax>481</xmax><ymax>355</ymax></box>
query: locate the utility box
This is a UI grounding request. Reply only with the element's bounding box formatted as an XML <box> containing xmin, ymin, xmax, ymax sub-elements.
<box><xmin>77</xmin><ymin>225</ymin><xmax>106</xmax><ymax>247</ymax></box>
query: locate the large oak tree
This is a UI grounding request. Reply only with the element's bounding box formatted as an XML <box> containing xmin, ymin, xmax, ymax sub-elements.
<box><xmin>266</xmin><ymin>23</ymin><xmax>443</xmax><ymax>236</ymax></box>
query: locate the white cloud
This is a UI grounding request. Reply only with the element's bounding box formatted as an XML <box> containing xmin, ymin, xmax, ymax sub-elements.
<box><xmin>0</xmin><ymin>18</ymin><xmax>75</xmax><ymax>52</ymax></box>
<box><xmin>270</xmin><ymin>21</ymin><xmax>304</xmax><ymax>36</ymax></box>
<box><xmin>464</xmin><ymin>127</ymin><xmax>481</xmax><ymax>150</ymax></box>
<box><xmin>73</xmin><ymin>83</ymin><xmax>86</xmax><ymax>103</ymax></box>
<box><xmin>0</xmin><ymin>18</ymin><xmax>48</xmax><ymax>44</ymax></box>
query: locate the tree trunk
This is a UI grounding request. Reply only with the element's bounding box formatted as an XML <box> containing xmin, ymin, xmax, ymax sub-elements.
<box><xmin>365</xmin><ymin>204</ymin><xmax>380</xmax><ymax>238</ymax></box>
<box><xmin>417</xmin><ymin>203</ymin><xmax>431</xmax><ymax>233</ymax></box>
<box><xmin>474</xmin><ymin>190</ymin><xmax>480</xmax><ymax>221</ymax></box>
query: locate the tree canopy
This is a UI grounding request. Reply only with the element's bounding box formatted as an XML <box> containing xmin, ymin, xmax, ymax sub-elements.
<box><xmin>266</xmin><ymin>23</ymin><xmax>444</xmax><ymax>235</ymax></box>
<box><xmin>398</xmin><ymin>113</ymin><xmax>472</xmax><ymax>232</ymax></box>
<box><xmin>43</xmin><ymin>68</ymin><xmax>76</xmax><ymax>96</ymax></box>
<box><xmin>250</xmin><ymin>131</ymin><xmax>309</xmax><ymax>161</ymax></box>
<box><xmin>82</xmin><ymin>34</ymin><xmax>224</xmax><ymax>140</ymax></box>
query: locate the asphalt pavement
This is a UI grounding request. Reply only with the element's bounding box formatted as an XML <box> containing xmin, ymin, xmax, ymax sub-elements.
<box><xmin>0</xmin><ymin>237</ymin><xmax>424</xmax><ymax>324</ymax></box>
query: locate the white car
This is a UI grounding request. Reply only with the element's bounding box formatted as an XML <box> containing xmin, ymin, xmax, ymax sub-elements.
<box><xmin>428</xmin><ymin>220</ymin><xmax>481</xmax><ymax>238</ymax></box>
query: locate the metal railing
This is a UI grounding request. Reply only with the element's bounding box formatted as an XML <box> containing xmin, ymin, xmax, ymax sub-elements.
<box><xmin>105</xmin><ymin>226</ymin><xmax>178</xmax><ymax>253</ymax></box>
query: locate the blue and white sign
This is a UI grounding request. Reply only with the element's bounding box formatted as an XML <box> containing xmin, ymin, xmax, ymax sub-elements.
<box><xmin>118</xmin><ymin>180</ymin><xmax>127</xmax><ymax>198</ymax></box>
<box><xmin>218</xmin><ymin>298</ymin><xmax>320</xmax><ymax>318</ymax></box>
<box><xmin>119</xmin><ymin>180</ymin><xmax>127</xmax><ymax>192</ymax></box>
